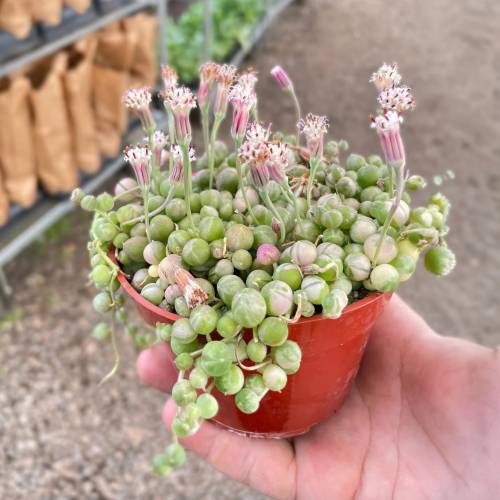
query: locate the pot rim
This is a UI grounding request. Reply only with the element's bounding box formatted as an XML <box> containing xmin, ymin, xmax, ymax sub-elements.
<box><xmin>111</xmin><ymin>250</ymin><xmax>386</xmax><ymax>325</ymax></box>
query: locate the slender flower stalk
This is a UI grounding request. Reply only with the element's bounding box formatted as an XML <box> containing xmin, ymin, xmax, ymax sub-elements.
<box><xmin>268</xmin><ymin>142</ymin><xmax>302</xmax><ymax>224</ymax></box>
<box><xmin>181</xmin><ymin>143</ymin><xmax>195</xmax><ymax>231</ymax></box>
<box><xmin>119</xmin><ymin>144</ymin><xmax>192</xmax><ymax>228</ymax></box>
<box><xmin>234</xmin><ymin>137</ymin><xmax>257</xmax><ymax>224</ymax></box>
<box><xmin>370</xmin><ymin>66</ymin><xmax>415</xmax><ymax>263</ymax></box>
<box><xmin>148</xmin><ymin>131</ymin><xmax>169</xmax><ymax>180</ymax></box>
<box><xmin>271</xmin><ymin>66</ymin><xmax>301</xmax><ymax>144</ymax></box>
<box><xmin>124</xmin><ymin>145</ymin><xmax>152</xmax><ymax>240</ymax></box>
<box><xmin>213</xmin><ymin>64</ymin><xmax>236</xmax><ymax>117</ymax></box>
<box><xmin>298</xmin><ymin>113</ymin><xmax>329</xmax><ymax>210</ymax></box>
<box><xmin>239</xmin><ymin>140</ymin><xmax>286</xmax><ymax>241</ymax></box>
<box><xmin>206</xmin><ymin>64</ymin><xmax>236</xmax><ymax>189</ymax></box>
<box><xmin>238</xmin><ymin>69</ymin><xmax>259</xmax><ymax>122</ymax></box>
<box><xmin>198</xmin><ymin>62</ymin><xmax>219</xmax><ymax>179</ymax></box>
<box><xmin>160</xmin><ymin>145</ymin><xmax>196</xmax><ymax>214</ymax></box>
<box><xmin>161</xmin><ymin>65</ymin><xmax>179</xmax><ymax>176</ymax></box>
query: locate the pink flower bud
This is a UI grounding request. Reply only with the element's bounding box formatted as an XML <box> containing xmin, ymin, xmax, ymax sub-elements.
<box><xmin>164</xmin><ymin>284</ymin><xmax>181</xmax><ymax>304</ymax></box>
<box><xmin>271</xmin><ymin>219</ymin><xmax>281</xmax><ymax>236</ymax></box>
<box><xmin>271</xmin><ymin>66</ymin><xmax>293</xmax><ymax>91</ymax></box>
<box><xmin>256</xmin><ymin>243</ymin><xmax>281</xmax><ymax>266</ymax></box>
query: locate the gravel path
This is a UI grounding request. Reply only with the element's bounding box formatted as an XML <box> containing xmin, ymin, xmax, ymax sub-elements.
<box><xmin>1</xmin><ymin>0</ymin><xmax>499</xmax><ymax>498</ymax></box>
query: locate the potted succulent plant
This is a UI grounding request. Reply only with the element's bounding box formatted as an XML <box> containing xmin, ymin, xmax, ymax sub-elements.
<box><xmin>72</xmin><ymin>62</ymin><xmax>455</xmax><ymax>474</ymax></box>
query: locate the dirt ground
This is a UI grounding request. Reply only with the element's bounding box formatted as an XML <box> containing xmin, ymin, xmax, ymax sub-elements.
<box><xmin>1</xmin><ymin>0</ymin><xmax>499</xmax><ymax>498</ymax></box>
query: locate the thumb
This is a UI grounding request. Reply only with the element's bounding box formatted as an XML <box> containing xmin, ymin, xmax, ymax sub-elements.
<box><xmin>162</xmin><ymin>398</ymin><xmax>297</xmax><ymax>499</ymax></box>
<box><xmin>136</xmin><ymin>343</ymin><xmax>177</xmax><ymax>393</ymax></box>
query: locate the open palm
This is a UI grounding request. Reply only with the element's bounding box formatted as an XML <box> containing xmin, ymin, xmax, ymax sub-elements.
<box><xmin>137</xmin><ymin>296</ymin><xmax>500</xmax><ymax>500</ymax></box>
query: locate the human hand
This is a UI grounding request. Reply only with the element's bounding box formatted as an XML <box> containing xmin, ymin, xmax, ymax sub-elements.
<box><xmin>137</xmin><ymin>296</ymin><xmax>500</xmax><ymax>499</ymax></box>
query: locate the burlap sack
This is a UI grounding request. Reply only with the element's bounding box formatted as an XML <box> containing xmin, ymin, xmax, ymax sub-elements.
<box><xmin>92</xmin><ymin>64</ymin><xmax>129</xmax><ymax>157</ymax></box>
<box><xmin>64</xmin><ymin>39</ymin><xmax>101</xmax><ymax>173</ymax></box>
<box><xmin>95</xmin><ymin>21</ymin><xmax>137</xmax><ymax>72</ymax></box>
<box><xmin>0</xmin><ymin>168</ymin><xmax>9</xmax><ymax>226</ymax></box>
<box><xmin>123</xmin><ymin>13</ymin><xmax>158</xmax><ymax>87</ymax></box>
<box><xmin>30</xmin><ymin>0</ymin><xmax>63</xmax><ymax>26</ymax></box>
<box><xmin>64</xmin><ymin>0</ymin><xmax>91</xmax><ymax>13</ymax></box>
<box><xmin>0</xmin><ymin>76</ymin><xmax>37</xmax><ymax>208</ymax></box>
<box><xmin>29</xmin><ymin>54</ymin><xmax>78</xmax><ymax>194</ymax></box>
<box><xmin>0</xmin><ymin>0</ymin><xmax>32</xmax><ymax>38</ymax></box>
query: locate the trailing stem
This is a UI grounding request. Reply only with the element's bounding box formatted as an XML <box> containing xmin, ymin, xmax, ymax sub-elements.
<box><xmin>146</xmin><ymin>128</ymin><xmax>160</xmax><ymax>190</ymax></box>
<box><xmin>201</xmin><ymin>105</ymin><xmax>210</xmax><ymax>168</ymax></box>
<box><xmin>261</xmin><ymin>189</ymin><xmax>286</xmax><ymax>244</ymax></box>
<box><xmin>142</xmin><ymin>186</ymin><xmax>151</xmax><ymax>241</ymax></box>
<box><xmin>99</xmin><ymin>300</ymin><xmax>120</xmax><ymax>385</ymax></box>
<box><xmin>281</xmin><ymin>182</ymin><xmax>302</xmax><ymax>225</ymax></box>
<box><xmin>122</xmin><ymin>185</ymin><xmax>176</xmax><ymax>227</ymax></box>
<box><xmin>387</xmin><ymin>164</ymin><xmax>395</xmax><ymax>197</ymax></box>
<box><xmin>373</xmin><ymin>163</ymin><xmax>405</xmax><ymax>265</ymax></box>
<box><xmin>164</xmin><ymin>103</ymin><xmax>176</xmax><ymax>177</ymax></box>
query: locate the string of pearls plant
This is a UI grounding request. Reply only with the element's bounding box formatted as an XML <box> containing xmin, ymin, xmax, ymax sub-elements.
<box><xmin>72</xmin><ymin>62</ymin><xmax>455</xmax><ymax>474</ymax></box>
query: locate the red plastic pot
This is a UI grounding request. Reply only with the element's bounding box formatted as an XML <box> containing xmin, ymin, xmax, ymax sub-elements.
<box><xmin>117</xmin><ymin>269</ymin><xmax>390</xmax><ymax>438</ymax></box>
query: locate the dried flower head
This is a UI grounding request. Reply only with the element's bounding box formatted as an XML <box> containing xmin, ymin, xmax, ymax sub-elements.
<box><xmin>198</xmin><ymin>62</ymin><xmax>219</xmax><ymax>106</ymax></box>
<box><xmin>200</xmin><ymin>61</ymin><xmax>219</xmax><ymax>84</ymax></box>
<box><xmin>213</xmin><ymin>64</ymin><xmax>237</xmax><ymax>116</ymax></box>
<box><xmin>378</xmin><ymin>85</ymin><xmax>416</xmax><ymax>113</ymax></box>
<box><xmin>215</xmin><ymin>64</ymin><xmax>237</xmax><ymax>87</ymax></box>
<box><xmin>246</xmin><ymin>122</ymin><xmax>271</xmax><ymax>143</ymax></box>
<box><xmin>159</xmin><ymin>255</ymin><xmax>208</xmax><ymax>308</ymax></box>
<box><xmin>370</xmin><ymin>63</ymin><xmax>401</xmax><ymax>92</ymax></box>
<box><xmin>123</xmin><ymin>145</ymin><xmax>151</xmax><ymax>186</ymax></box>
<box><xmin>161</xmin><ymin>64</ymin><xmax>178</xmax><ymax>93</ymax></box>
<box><xmin>298</xmin><ymin>113</ymin><xmax>329</xmax><ymax>158</ymax></box>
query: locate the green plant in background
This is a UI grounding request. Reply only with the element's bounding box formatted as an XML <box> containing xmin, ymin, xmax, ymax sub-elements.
<box><xmin>166</xmin><ymin>0</ymin><xmax>265</xmax><ymax>82</ymax></box>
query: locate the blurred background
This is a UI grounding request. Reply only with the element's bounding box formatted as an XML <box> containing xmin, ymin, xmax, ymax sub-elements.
<box><xmin>0</xmin><ymin>0</ymin><xmax>498</xmax><ymax>498</ymax></box>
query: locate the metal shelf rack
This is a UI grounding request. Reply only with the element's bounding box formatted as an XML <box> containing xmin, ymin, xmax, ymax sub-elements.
<box><xmin>0</xmin><ymin>0</ymin><xmax>294</xmax><ymax>295</ymax></box>
<box><xmin>0</xmin><ymin>0</ymin><xmax>167</xmax><ymax>294</ymax></box>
